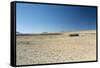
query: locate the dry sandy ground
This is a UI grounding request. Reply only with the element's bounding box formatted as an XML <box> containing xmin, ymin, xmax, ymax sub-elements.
<box><xmin>16</xmin><ymin>30</ymin><xmax>96</xmax><ymax>65</ymax></box>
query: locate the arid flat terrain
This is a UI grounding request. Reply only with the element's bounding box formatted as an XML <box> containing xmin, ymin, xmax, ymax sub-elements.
<box><xmin>16</xmin><ymin>30</ymin><xmax>96</xmax><ymax>65</ymax></box>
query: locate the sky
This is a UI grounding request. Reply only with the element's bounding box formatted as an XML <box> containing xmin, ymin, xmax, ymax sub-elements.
<box><xmin>16</xmin><ymin>3</ymin><xmax>96</xmax><ymax>33</ymax></box>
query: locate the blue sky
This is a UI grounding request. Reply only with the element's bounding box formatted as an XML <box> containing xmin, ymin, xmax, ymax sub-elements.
<box><xmin>16</xmin><ymin>3</ymin><xmax>96</xmax><ymax>33</ymax></box>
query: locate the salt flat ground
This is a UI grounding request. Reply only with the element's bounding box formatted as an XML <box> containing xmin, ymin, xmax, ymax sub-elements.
<box><xmin>16</xmin><ymin>30</ymin><xmax>96</xmax><ymax>65</ymax></box>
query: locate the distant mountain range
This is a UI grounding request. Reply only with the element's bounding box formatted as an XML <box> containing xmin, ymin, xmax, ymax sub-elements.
<box><xmin>16</xmin><ymin>32</ymin><xmax>62</xmax><ymax>36</ymax></box>
<box><xmin>16</xmin><ymin>32</ymin><xmax>22</xmax><ymax>34</ymax></box>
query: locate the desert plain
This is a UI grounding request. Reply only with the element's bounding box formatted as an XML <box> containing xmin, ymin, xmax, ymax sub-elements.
<box><xmin>16</xmin><ymin>30</ymin><xmax>96</xmax><ymax>65</ymax></box>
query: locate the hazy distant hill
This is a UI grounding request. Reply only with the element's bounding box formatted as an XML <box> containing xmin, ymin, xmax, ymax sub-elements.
<box><xmin>16</xmin><ymin>32</ymin><xmax>62</xmax><ymax>36</ymax></box>
<box><xmin>16</xmin><ymin>32</ymin><xmax>23</xmax><ymax>35</ymax></box>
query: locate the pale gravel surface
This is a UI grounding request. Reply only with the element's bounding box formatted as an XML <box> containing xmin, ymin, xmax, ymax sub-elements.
<box><xmin>16</xmin><ymin>30</ymin><xmax>96</xmax><ymax>65</ymax></box>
